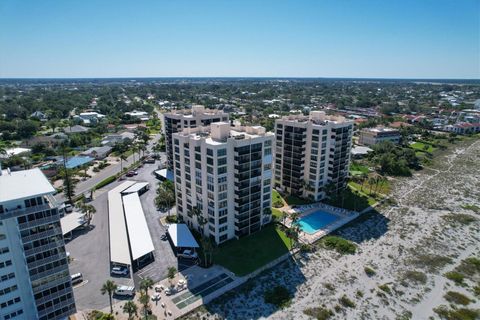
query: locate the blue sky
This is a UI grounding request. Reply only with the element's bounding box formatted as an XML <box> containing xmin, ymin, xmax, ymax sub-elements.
<box><xmin>0</xmin><ymin>0</ymin><xmax>479</xmax><ymax>78</ymax></box>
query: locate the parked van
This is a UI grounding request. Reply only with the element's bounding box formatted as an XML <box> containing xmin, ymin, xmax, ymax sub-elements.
<box><xmin>114</xmin><ymin>285</ymin><xmax>135</xmax><ymax>297</ymax></box>
<box><xmin>71</xmin><ymin>273</ymin><xmax>83</xmax><ymax>285</ymax></box>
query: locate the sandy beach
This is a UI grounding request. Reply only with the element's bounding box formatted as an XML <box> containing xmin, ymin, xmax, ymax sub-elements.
<box><xmin>184</xmin><ymin>138</ymin><xmax>480</xmax><ymax>320</ymax></box>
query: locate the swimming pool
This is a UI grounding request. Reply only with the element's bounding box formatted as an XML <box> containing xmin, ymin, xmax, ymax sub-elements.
<box><xmin>298</xmin><ymin>210</ymin><xmax>340</xmax><ymax>234</ymax></box>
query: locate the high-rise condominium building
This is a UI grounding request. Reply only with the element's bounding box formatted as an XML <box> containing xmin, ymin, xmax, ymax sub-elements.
<box><xmin>163</xmin><ymin>105</ymin><xmax>229</xmax><ymax>170</ymax></box>
<box><xmin>172</xmin><ymin>122</ymin><xmax>274</xmax><ymax>244</ymax></box>
<box><xmin>274</xmin><ymin>111</ymin><xmax>354</xmax><ymax>201</ymax></box>
<box><xmin>0</xmin><ymin>168</ymin><xmax>76</xmax><ymax>320</ymax></box>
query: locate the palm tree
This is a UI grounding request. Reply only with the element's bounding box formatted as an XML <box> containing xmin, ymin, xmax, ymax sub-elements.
<box><xmin>138</xmin><ymin>292</ymin><xmax>150</xmax><ymax>319</ymax></box>
<box><xmin>200</xmin><ymin>237</ymin><xmax>214</xmax><ymax>267</ymax></box>
<box><xmin>122</xmin><ymin>301</ymin><xmax>138</xmax><ymax>320</ymax></box>
<box><xmin>286</xmin><ymin>211</ymin><xmax>301</xmax><ymax>251</ymax></box>
<box><xmin>167</xmin><ymin>267</ymin><xmax>177</xmax><ymax>287</ymax></box>
<box><xmin>119</xmin><ymin>152</ymin><xmax>127</xmax><ymax>174</ymax></box>
<box><xmin>139</xmin><ymin>277</ymin><xmax>154</xmax><ymax>296</ymax></box>
<box><xmin>100</xmin><ymin>280</ymin><xmax>117</xmax><ymax>314</ymax></box>
<box><xmin>77</xmin><ymin>202</ymin><xmax>96</xmax><ymax>226</ymax></box>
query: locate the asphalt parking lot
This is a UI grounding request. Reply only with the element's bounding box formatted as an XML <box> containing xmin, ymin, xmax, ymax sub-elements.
<box><xmin>131</xmin><ymin>161</ymin><xmax>197</xmax><ymax>284</ymax></box>
<box><xmin>65</xmin><ymin>154</ymin><xmax>194</xmax><ymax>310</ymax></box>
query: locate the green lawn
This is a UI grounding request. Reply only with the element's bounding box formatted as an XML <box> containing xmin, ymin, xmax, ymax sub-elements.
<box><xmin>213</xmin><ymin>224</ymin><xmax>291</xmax><ymax>276</ymax></box>
<box><xmin>285</xmin><ymin>195</ymin><xmax>313</xmax><ymax>206</ymax></box>
<box><xmin>349</xmin><ymin>162</ymin><xmax>370</xmax><ymax>176</ymax></box>
<box><xmin>410</xmin><ymin>142</ymin><xmax>436</xmax><ymax>153</ymax></box>
<box><xmin>325</xmin><ymin>184</ymin><xmax>377</xmax><ymax>211</ymax></box>
<box><xmin>272</xmin><ymin>208</ymin><xmax>283</xmax><ymax>220</ymax></box>
<box><xmin>272</xmin><ymin>189</ymin><xmax>285</xmax><ymax>208</ymax></box>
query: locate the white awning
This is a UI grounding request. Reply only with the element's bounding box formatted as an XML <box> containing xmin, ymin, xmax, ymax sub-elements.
<box><xmin>123</xmin><ymin>193</ymin><xmax>155</xmax><ymax>260</ymax></box>
<box><xmin>121</xmin><ymin>182</ymin><xmax>150</xmax><ymax>195</ymax></box>
<box><xmin>60</xmin><ymin>211</ymin><xmax>86</xmax><ymax>235</ymax></box>
<box><xmin>167</xmin><ymin>224</ymin><xmax>199</xmax><ymax>248</ymax></box>
<box><xmin>108</xmin><ymin>181</ymin><xmax>136</xmax><ymax>266</ymax></box>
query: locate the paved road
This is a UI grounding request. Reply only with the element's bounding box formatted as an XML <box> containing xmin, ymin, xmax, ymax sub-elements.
<box><xmin>129</xmin><ymin>160</ymin><xmax>196</xmax><ymax>284</ymax></box>
<box><xmin>58</xmin><ymin>128</ymin><xmax>163</xmax><ymax>203</ymax></box>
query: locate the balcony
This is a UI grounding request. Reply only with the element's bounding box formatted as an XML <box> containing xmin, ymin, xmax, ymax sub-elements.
<box><xmin>18</xmin><ymin>214</ymin><xmax>60</xmax><ymax>231</ymax></box>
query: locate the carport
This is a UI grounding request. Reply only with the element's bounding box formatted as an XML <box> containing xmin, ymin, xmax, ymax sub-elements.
<box><xmin>167</xmin><ymin>224</ymin><xmax>199</xmax><ymax>253</ymax></box>
<box><xmin>108</xmin><ymin>181</ymin><xmax>136</xmax><ymax>269</ymax></box>
<box><xmin>123</xmin><ymin>192</ymin><xmax>155</xmax><ymax>269</ymax></box>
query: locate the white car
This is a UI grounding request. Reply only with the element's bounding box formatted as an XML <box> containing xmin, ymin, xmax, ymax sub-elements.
<box><xmin>164</xmin><ymin>287</ymin><xmax>176</xmax><ymax>296</ymax></box>
<box><xmin>111</xmin><ymin>266</ymin><xmax>129</xmax><ymax>276</ymax></box>
<box><xmin>178</xmin><ymin>249</ymin><xmax>198</xmax><ymax>259</ymax></box>
<box><xmin>114</xmin><ymin>285</ymin><xmax>135</xmax><ymax>297</ymax></box>
<box><xmin>154</xmin><ymin>284</ymin><xmax>164</xmax><ymax>292</ymax></box>
<box><xmin>151</xmin><ymin>293</ymin><xmax>161</xmax><ymax>301</ymax></box>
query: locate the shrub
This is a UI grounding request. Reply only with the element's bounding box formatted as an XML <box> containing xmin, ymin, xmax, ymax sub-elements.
<box><xmin>443</xmin><ymin>291</ymin><xmax>472</xmax><ymax>305</ymax></box>
<box><xmin>402</xmin><ymin>270</ymin><xmax>427</xmax><ymax>284</ymax></box>
<box><xmin>94</xmin><ymin>176</ymin><xmax>116</xmax><ymax>189</ymax></box>
<box><xmin>303</xmin><ymin>307</ymin><xmax>334</xmax><ymax>320</ymax></box>
<box><xmin>378</xmin><ymin>284</ymin><xmax>391</xmax><ymax>294</ymax></box>
<box><xmin>264</xmin><ymin>285</ymin><xmax>291</xmax><ymax>308</ymax></box>
<box><xmin>456</xmin><ymin>257</ymin><xmax>480</xmax><ymax>277</ymax></box>
<box><xmin>473</xmin><ymin>283</ymin><xmax>480</xmax><ymax>297</ymax></box>
<box><xmin>323</xmin><ymin>283</ymin><xmax>335</xmax><ymax>291</ymax></box>
<box><xmin>433</xmin><ymin>305</ymin><xmax>480</xmax><ymax>320</ymax></box>
<box><xmin>364</xmin><ymin>266</ymin><xmax>376</xmax><ymax>277</ymax></box>
<box><xmin>408</xmin><ymin>254</ymin><xmax>452</xmax><ymax>273</ymax></box>
<box><xmin>165</xmin><ymin>215</ymin><xmax>177</xmax><ymax>223</ymax></box>
<box><xmin>322</xmin><ymin>236</ymin><xmax>356</xmax><ymax>254</ymax></box>
<box><xmin>272</xmin><ymin>199</ymin><xmax>284</xmax><ymax>208</ymax></box>
<box><xmin>444</xmin><ymin>271</ymin><xmax>465</xmax><ymax>285</ymax></box>
<box><xmin>338</xmin><ymin>295</ymin><xmax>355</xmax><ymax>308</ymax></box>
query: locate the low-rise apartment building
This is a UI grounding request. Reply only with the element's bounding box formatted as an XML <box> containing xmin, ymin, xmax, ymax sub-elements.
<box><xmin>359</xmin><ymin>127</ymin><xmax>401</xmax><ymax>146</ymax></box>
<box><xmin>274</xmin><ymin>111</ymin><xmax>354</xmax><ymax>201</ymax></box>
<box><xmin>163</xmin><ymin>105</ymin><xmax>229</xmax><ymax>171</ymax></box>
<box><xmin>172</xmin><ymin>122</ymin><xmax>274</xmax><ymax>244</ymax></box>
<box><xmin>0</xmin><ymin>168</ymin><xmax>76</xmax><ymax>320</ymax></box>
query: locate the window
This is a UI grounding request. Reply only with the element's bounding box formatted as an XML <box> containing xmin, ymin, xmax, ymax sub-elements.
<box><xmin>207</xmin><ymin>148</ymin><xmax>213</xmax><ymax>156</ymax></box>
<box><xmin>217</xmin><ymin>148</ymin><xmax>227</xmax><ymax>156</ymax></box>
<box><xmin>219</xmin><ymin>217</ymin><xmax>227</xmax><ymax>224</ymax></box>
<box><xmin>174</xmin><ymin>139</ymin><xmax>179</xmax><ymax>145</ymax></box>
<box><xmin>264</xmin><ymin>147</ymin><xmax>271</xmax><ymax>156</ymax></box>
<box><xmin>218</xmin><ymin>166</ymin><xmax>227</xmax><ymax>175</ymax></box>
<box><xmin>218</xmin><ymin>157</ymin><xmax>227</xmax><ymax>166</ymax></box>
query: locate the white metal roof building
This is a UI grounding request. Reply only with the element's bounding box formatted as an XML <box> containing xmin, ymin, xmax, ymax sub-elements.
<box><xmin>167</xmin><ymin>224</ymin><xmax>199</xmax><ymax>248</ymax></box>
<box><xmin>123</xmin><ymin>193</ymin><xmax>155</xmax><ymax>260</ymax></box>
<box><xmin>121</xmin><ymin>182</ymin><xmax>150</xmax><ymax>195</ymax></box>
<box><xmin>108</xmin><ymin>181</ymin><xmax>136</xmax><ymax>266</ymax></box>
<box><xmin>60</xmin><ymin>211</ymin><xmax>86</xmax><ymax>235</ymax></box>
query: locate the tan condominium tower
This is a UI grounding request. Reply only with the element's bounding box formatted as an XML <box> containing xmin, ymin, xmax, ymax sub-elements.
<box><xmin>274</xmin><ymin>111</ymin><xmax>354</xmax><ymax>201</ymax></box>
<box><xmin>172</xmin><ymin>122</ymin><xmax>274</xmax><ymax>244</ymax></box>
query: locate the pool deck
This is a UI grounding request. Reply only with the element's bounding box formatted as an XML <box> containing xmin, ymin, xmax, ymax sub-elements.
<box><xmin>284</xmin><ymin>203</ymin><xmax>360</xmax><ymax>244</ymax></box>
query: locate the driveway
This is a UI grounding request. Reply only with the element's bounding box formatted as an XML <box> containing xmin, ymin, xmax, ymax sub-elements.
<box><xmin>130</xmin><ymin>159</ymin><xmax>196</xmax><ymax>284</ymax></box>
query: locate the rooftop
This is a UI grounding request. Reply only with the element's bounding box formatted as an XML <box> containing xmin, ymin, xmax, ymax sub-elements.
<box><xmin>278</xmin><ymin>111</ymin><xmax>352</xmax><ymax>125</ymax></box>
<box><xmin>0</xmin><ymin>168</ymin><xmax>56</xmax><ymax>203</ymax></box>
<box><xmin>176</xmin><ymin>122</ymin><xmax>271</xmax><ymax>144</ymax></box>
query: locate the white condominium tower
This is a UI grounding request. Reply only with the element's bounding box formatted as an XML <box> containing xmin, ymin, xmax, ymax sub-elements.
<box><xmin>0</xmin><ymin>168</ymin><xmax>76</xmax><ymax>320</ymax></box>
<box><xmin>274</xmin><ymin>111</ymin><xmax>354</xmax><ymax>201</ymax></box>
<box><xmin>163</xmin><ymin>105</ymin><xmax>229</xmax><ymax>171</ymax></box>
<box><xmin>172</xmin><ymin>122</ymin><xmax>274</xmax><ymax>244</ymax></box>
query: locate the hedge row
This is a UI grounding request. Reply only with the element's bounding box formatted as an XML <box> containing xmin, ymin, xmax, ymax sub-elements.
<box><xmin>94</xmin><ymin>176</ymin><xmax>116</xmax><ymax>190</ymax></box>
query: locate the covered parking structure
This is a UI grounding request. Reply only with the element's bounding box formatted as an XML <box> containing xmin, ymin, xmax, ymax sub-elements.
<box><xmin>108</xmin><ymin>181</ymin><xmax>136</xmax><ymax>270</ymax></box>
<box><xmin>167</xmin><ymin>224</ymin><xmax>200</xmax><ymax>254</ymax></box>
<box><xmin>121</xmin><ymin>182</ymin><xmax>150</xmax><ymax>195</ymax></box>
<box><xmin>60</xmin><ymin>211</ymin><xmax>86</xmax><ymax>238</ymax></box>
<box><xmin>123</xmin><ymin>192</ymin><xmax>155</xmax><ymax>269</ymax></box>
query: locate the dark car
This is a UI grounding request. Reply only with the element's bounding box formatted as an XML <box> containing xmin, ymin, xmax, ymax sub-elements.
<box><xmin>126</xmin><ymin>171</ymin><xmax>135</xmax><ymax>177</ymax></box>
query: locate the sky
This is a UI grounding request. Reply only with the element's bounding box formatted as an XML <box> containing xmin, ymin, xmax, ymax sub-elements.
<box><xmin>0</xmin><ymin>0</ymin><xmax>479</xmax><ymax>79</ymax></box>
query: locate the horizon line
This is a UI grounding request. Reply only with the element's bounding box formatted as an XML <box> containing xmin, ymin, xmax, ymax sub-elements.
<box><xmin>0</xmin><ymin>76</ymin><xmax>479</xmax><ymax>81</ymax></box>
